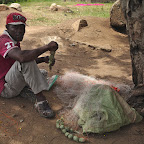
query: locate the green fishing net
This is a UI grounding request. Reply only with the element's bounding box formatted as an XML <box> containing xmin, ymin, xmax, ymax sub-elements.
<box><xmin>74</xmin><ymin>84</ymin><xmax>142</xmax><ymax>133</ymax></box>
<box><xmin>54</xmin><ymin>71</ymin><xmax>143</xmax><ymax>134</ymax></box>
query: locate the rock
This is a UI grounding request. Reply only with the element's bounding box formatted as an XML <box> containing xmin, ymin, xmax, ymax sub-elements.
<box><xmin>88</xmin><ymin>44</ymin><xmax>112</xmax><ymax>52</ymax></box>
<box><xmin>50</xmin><ymin>3</ymin><xmax>58</xmax><ymax>11</ymax></box>
<box><xmin>69</xmin><ymin>43</ymin><xmax>76</xmax><ymax>46</ymax></box>
<box><xmin>12</xmin><ymin>114</ymin><xmax>17</xmax><ymax>118</ymax></box>
<box><xmin>9</xmin><ymin>3</ymin><xmax>22</xmax><ymax>12</ymax></box>
<box><xmin>72</xmin><ymin>19</ymin><xmax>88</xmax><ymax>32</ymax></box>
<box><xmin>50</xmin><ymin>3</ymin><xmax>73</xmax><ymax>13</ymax></box>
<box><xmin>20</xmin><ymin>119</ymin><xmax>24</xmax><ymax>123</ymax></box>
<box><xmin>110</xmin><ymin>0</ymin><xmax>126</xmax><ymax>28</ymax></box>
<box><xmin>100</xmin><ymin>44</ymin><xmax>112</xmax><ymax>52</ymax></box>
<box><xmin>50</xmin><ymin>3</ymin><xmax>57</xmax><ymax>8</ymax></box>
<box><xmin>0</xmin><ymin>4</ymin><xmax>9</xmax><ymax>11</ymax></box>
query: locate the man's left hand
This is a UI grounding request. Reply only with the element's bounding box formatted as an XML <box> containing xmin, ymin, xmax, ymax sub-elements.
<box><xmin>44</xmin><ymin>56</ymin><xmax>55</xmax><ymax>66</ymax></box>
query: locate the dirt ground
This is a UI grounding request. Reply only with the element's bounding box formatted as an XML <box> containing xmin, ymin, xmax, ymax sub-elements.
<box><xmin>0</xmin><ymin>9</ymin><xmax>144</xmax><ymax>144</ymax></box>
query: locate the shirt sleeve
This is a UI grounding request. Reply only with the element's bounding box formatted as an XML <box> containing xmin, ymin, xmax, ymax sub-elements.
<box><xmin>0</xmin><ymin>36</ymin><xmax>18</xmax><ymax>58</ymax></box>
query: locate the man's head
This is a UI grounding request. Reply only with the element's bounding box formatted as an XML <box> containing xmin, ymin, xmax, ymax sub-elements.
<box><xmin>6</xmin><ymin>13</ymin><xmax>27</xmax><ymax>42</ymax></box>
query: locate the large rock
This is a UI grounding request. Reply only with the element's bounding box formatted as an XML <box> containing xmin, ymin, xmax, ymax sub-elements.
<box><xmin>0</xmin><ymin>4</ymin><xmax>9</xmax><ymax>11</ymax></box>
<box><xmin>72</xmin><ymin>19</ymin><xmax>88</xmax><ymax>32</ymax></box>
<box><xmin>50</xmin><ymin>3</ymin><xmax>73</xmax><ymax>13</ymax></box>
<box><xmin>110</xmin><ymin>0</ymin><xmax>126</xmax><ymax>29</ymax></box>
<box><xmin>50</xmin><ymin>3</ymin><xmax>58</xmax><ymax>11</ymax></box>
<box><xmin>9</xmin><ymin>3</ymin><xmax>22</xmax><ymax>12</ymax></box>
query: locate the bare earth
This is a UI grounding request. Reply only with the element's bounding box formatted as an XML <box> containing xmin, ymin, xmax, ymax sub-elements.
<box><xmin>0</xmin><ymin>9</ymin><xmax>144</xmax><ymax>144</ymax></box>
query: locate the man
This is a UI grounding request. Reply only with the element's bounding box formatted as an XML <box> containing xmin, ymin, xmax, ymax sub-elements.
<box><xmin>0</xmin><ymin>12</ymin><xmax>58</xmax><ymax>118</ymax></box>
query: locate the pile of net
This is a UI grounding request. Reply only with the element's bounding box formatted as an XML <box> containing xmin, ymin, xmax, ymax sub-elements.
<box><xmin>54</xmin><ymin>71</ymin><xmax>143</xmax><ymax>134</ymax></box>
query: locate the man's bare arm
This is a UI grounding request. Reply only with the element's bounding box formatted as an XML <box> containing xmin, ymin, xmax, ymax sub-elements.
<box><xmin>7</xmin><ymin>41</ymin><xmax>58</xmax><ymax>63</ymax></box>
<box><xmin>35</xmin><ymin>56</ymin><xmax>50</xmax><ymax>64</ymax></box>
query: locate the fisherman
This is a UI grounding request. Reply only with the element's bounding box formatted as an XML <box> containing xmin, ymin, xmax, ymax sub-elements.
<box><xmin>0</xmin><ymin>12</ymin><xmax>58</xmax><ymax>118</ymax></box>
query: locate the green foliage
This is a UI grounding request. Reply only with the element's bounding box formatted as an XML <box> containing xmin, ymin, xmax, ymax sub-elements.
<box><xmin>0</xmin><ymin>0</ymin><xmax>28</xmax><ymax>4</ymax></box>
<box><xmin>0</xmin><ymin>0</ymin><xmax>12</xmax><ymax>4</ymax></box>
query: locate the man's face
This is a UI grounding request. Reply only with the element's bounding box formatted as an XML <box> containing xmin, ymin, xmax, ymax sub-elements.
<box><xmin>6</xmin><ymin>24</ymin><xmax>25</xmax><ymax>42</ymax></box>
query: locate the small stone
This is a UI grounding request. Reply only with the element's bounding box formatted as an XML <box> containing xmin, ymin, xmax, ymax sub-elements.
<box><xmin>69</xmin><ymin>43</ymin><xmax>76</xmax><ymax>46</ymax></box>
<box><xmin>20</xmin><ymin>119</ymin><xmax>24</xmax><ymax>123</ymax></box>
<box><xmin>96</xmin><ymin>29</ymin><xmax>101</xmax><ymax>32</ymax></box>
<box><xmin>12</xmin><ymin>114</ymin><xmax>17</xmax><ymax>118</ymax></box>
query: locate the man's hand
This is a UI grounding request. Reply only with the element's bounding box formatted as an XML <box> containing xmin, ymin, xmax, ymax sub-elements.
<box><xmin>43</xmin><ymin>56</ymin><xmax>55</xmax><ymax>66</ymax></box>
<box><xmin>47</xmin><ymin>41</ymin><xmax>58</xmax><ymax>52</ymax></box>
<box><xmin>36</xmin><ymin>56</ymin><xmax>55</xmax><ymax>65</ymax></box>
<box><xmin>43</xmin><ymin>56</ymin><xmax>49</xmax><ymax>63</ymax></box>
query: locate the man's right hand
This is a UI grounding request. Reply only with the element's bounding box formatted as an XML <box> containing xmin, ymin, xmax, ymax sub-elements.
<box><xmin>47</xmin><ymin>41</ymin><xmax>58</xmax><ymax>51</ymax></box>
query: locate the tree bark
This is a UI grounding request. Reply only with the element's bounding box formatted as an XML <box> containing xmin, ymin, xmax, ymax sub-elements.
<box><xmin>120</xmin><ymin>0</ymin><xmax>144</xmax><ymax>87</ymax></box>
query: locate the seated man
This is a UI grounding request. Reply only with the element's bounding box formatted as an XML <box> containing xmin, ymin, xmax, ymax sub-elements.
<box><xmin>0</xmin><ymin>12</ymin><xmax>58</xmax><ymax>118</ymax></box>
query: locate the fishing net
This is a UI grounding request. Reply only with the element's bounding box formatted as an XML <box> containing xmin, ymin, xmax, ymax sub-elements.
<box><xmin>54</xmin><ymin>71</ymin><xmax>142</xmax><ymax>134</ymax></box>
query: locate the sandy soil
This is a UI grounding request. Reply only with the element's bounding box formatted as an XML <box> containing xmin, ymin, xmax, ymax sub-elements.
<box><xmin>0</xmin><ymin>9</ymin><xmax>144</xmax><ymax>144</ymax></box>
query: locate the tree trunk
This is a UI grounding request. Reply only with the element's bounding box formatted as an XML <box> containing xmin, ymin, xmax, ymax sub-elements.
<box><xmin>120</xmin><ymin>0</ymin><xmax>144</xmax><ymax>87</ymax></box>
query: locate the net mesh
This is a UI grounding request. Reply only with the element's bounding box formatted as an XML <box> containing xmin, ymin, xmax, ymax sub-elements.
<box><xmin>54</xmin><ymin>71</ymin><xmax>141</xmax><ymax>133</ymax></box>
<box><xmin>54</xmin><ymin>71</ymin><xmax>131</xmax><ymax>107</ymax></box>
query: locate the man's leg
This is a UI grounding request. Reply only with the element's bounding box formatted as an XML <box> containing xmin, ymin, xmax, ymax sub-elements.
<box><xmin>1</xmin><ymin>61</ymin><xmax>27</xmax><ymax>98</ymax></box>
<box><xmin>1</xmin><ymin>61</ymin><xmax>55</xmax><ymax>118</ymax></box>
